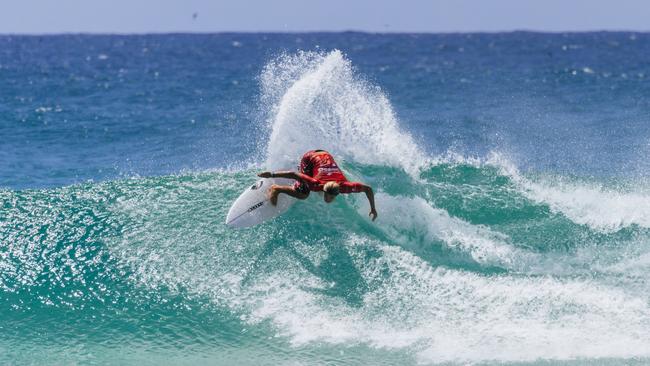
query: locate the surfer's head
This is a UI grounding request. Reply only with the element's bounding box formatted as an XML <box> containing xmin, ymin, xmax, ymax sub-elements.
<box><xmin>323</xmin><ymin>182</ymin><xmax>340</xmax><ymax>203</ymax></box>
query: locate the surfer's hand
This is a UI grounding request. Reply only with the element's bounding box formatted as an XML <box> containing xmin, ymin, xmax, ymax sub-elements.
<box><xmin>258</xmin><ymin>171</ymin><xmax>272</xmax><ymax>178</ymax></box>
<box><xmin>369</xmin><ymin>209</ymin><xmax>378</xmax><ymax>221</ymax></box>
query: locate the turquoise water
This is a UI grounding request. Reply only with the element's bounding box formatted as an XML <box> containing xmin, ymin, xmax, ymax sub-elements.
<box><xmin>2</xmin><ymin>33</ymin><xmax>650</xmax><ymax>365</ymax></box>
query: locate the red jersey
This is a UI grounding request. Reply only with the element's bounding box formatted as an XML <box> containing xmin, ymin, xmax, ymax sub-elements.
<box><xmin>294</xmin><ymin>150</ymin><xmax>365</xmax><ymax>193</ymax></box>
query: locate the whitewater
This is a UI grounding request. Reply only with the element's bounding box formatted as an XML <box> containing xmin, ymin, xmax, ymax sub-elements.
<box><xmin>2</xmin><ymin>33</ymin><xmax>650</xmax><ymax>365</ymax></box>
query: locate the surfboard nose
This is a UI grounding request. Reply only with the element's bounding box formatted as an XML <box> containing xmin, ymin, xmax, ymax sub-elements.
<box><xmin>226</xmin><ymin>177</ymin><xmax>295</xmax><ymax>228</ymax></box>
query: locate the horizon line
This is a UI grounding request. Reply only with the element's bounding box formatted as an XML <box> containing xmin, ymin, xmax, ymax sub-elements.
<box><xmin>1</xmin><ymin>29</ymin><xmax>649</xmax><ymax>37</ymax></box>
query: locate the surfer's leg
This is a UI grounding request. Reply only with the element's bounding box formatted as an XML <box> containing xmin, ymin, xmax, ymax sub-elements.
<box><xmin>269</xmin><ymin>185</ymin><xmax>309</xmax><ymax>206</ymax></box>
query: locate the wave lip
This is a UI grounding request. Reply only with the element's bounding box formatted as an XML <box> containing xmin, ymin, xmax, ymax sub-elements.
<box><xmin>522</xmin><ymin>178</ymin><xmax>650</xmax><ymax>233</ymax></box>
<box><xmin>485</xmin><ymin>153</ymin><xmax>650</xmax><ymax>233</ymax></box>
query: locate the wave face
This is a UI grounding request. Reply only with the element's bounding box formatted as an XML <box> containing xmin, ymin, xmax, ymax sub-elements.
<box><xmin>3</xmin><ymin>34</ymin><xmax>650</xmax><ymax>365</ymax></box>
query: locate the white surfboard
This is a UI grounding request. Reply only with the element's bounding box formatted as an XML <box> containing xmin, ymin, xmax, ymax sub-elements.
<box><xmin>225</xmin><ymin>177</ymin><xmax>296</xmax><ymax>228</ymax></box>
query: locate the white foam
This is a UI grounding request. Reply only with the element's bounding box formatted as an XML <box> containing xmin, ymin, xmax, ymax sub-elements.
<box><xmin>243</xmin><ymin>239</ymin><xmax>650</xmax><ymax>364</ymax></box>
<box><xmin>362</xmin><ymin>193</ymin><xmax>528</xmax><ymax>268</ymax></box>
<box><xmin>486</xmin><ymin>152</ymin><xmax>650</xmax><ymax>233</ymax></box>
<box><xmin>260</xmin><ymin>50</ymin><xmax>426</xmax><ymax>175</ymax></box>
<box><xmin>523</xmin><ymin>179</ymin><xmax>650</xmax><ymax>233</ymax></box>
<box><xmin>107</xmin><ymin>174</ymin><xmax>650</xmax><ymax>365</ymax></box>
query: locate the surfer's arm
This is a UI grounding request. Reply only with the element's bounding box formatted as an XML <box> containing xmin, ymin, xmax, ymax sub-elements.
<box><xmin>258</xmin><ymin>171</ymin><xmax>299</xmax><ymax>180</ymax></box>
<box><xmin>258</xmin><ymin>171</ymin><xmax>318</xmax><ymax>185</ymax></box>
<box><xmin>341</xmin><ymin>182</ymin><xmax>377</xmax><ymax>221</ymax></box>
<box><xmin>362</xmin><ymin>185</ymin><xmax>378</xmax><ymax>221</ymax></box>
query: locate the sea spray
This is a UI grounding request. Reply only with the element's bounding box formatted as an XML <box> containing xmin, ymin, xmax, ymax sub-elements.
<box><xmin>260</xmin><ymin>50</ymin><xmax>425</xmax><ymax>174</ymax></box>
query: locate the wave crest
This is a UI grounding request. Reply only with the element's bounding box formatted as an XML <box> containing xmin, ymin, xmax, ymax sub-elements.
<box><xmin>261</xmin><ymin>50</ymin><xmax>425</xmax><ymax>174</ymax></box>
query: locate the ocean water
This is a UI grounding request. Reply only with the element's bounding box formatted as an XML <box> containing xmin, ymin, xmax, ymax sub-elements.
<box><xmin>2</xmin><ymin>32</ymin><xmax>650</xmax><ymax>365</ymax></box>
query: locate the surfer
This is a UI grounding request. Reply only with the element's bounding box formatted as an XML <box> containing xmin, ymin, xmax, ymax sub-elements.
<box><xmin>258</xmin><ymin>150</ymin><xmax>378</xmax><ymax>221</ymax></box>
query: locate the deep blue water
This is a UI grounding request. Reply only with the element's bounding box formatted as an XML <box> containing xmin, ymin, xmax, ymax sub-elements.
<box><xmin>2</xmin><ymin>32</ymin><xmax>649</xmax><ymax>189</ymax></box>
<box><xmin>2</xmin><ymin>33</ymin><xmax>650</xmax><ymax>365</ymax></box>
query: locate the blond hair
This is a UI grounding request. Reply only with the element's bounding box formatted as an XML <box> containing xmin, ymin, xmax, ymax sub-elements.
<box><xmin>323</xmin><ymin>182</ymin><xmax>340</xmax><ymax>195</ymax></box>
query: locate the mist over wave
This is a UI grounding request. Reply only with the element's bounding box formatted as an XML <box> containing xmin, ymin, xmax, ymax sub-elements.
<box><xmin>261</xmin><ymin>50</ymin><xmax>426</xmax><ymax>174</ymax></box>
